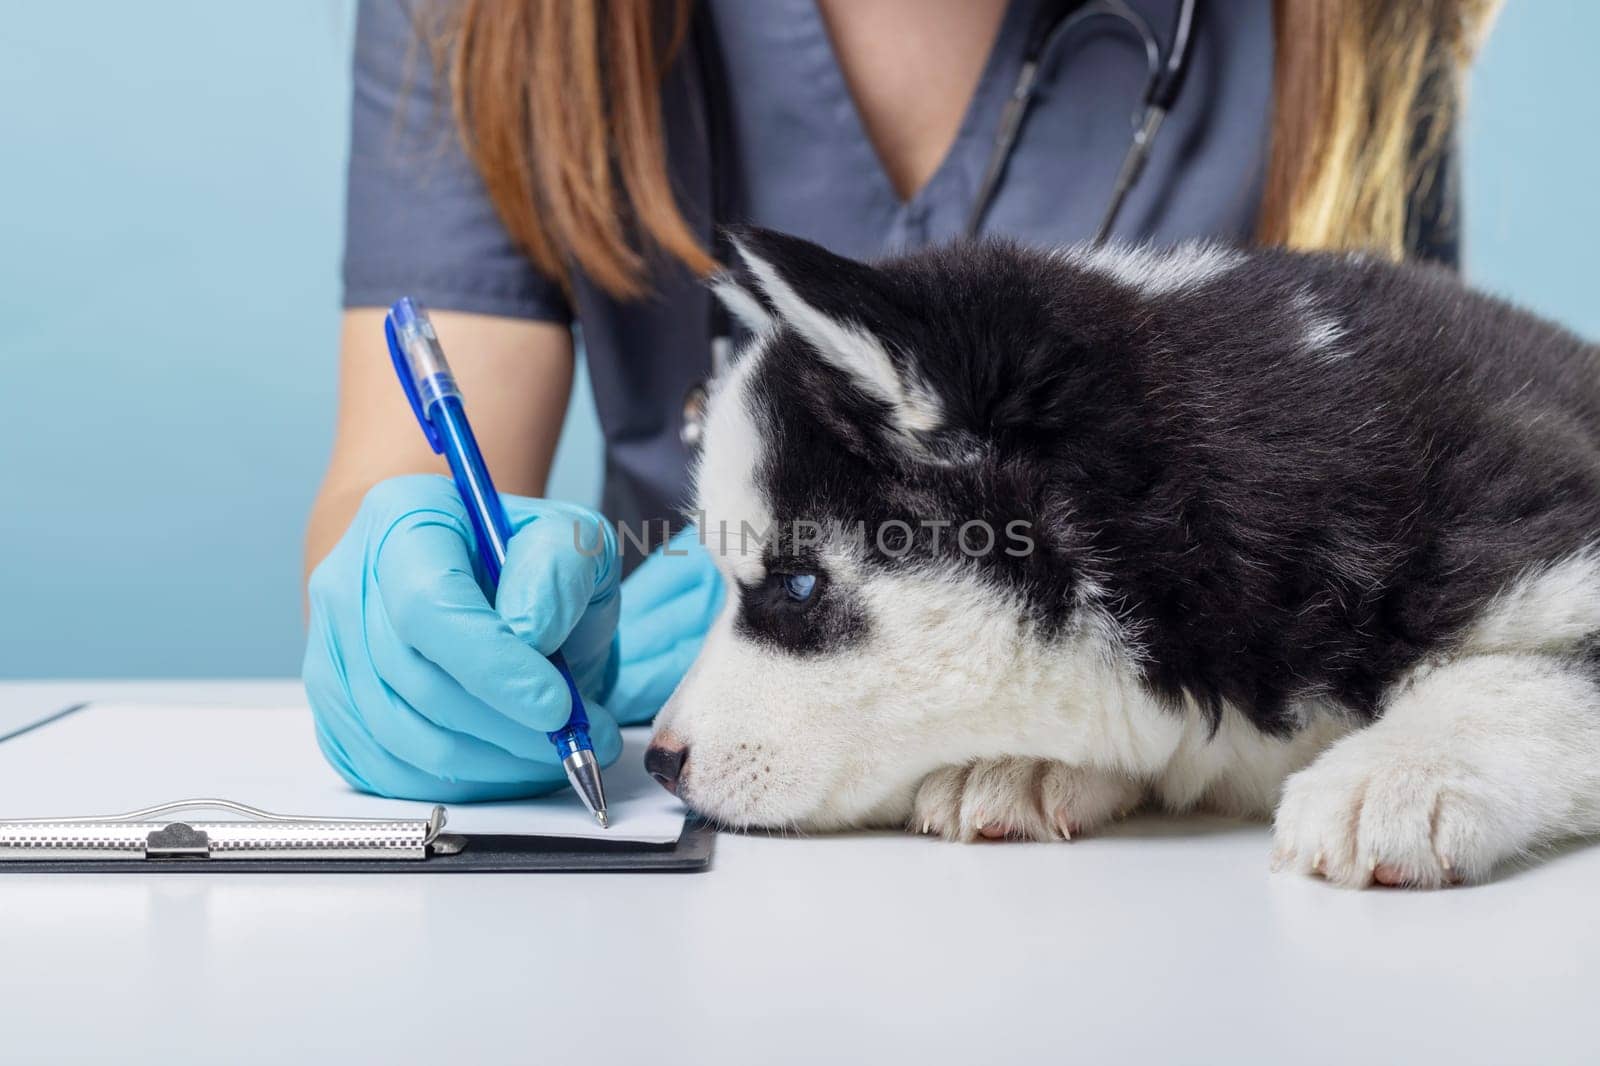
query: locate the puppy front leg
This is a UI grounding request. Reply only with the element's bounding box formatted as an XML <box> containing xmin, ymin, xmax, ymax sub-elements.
<box><xmin>1274</xmin><ymin>652</ymin><xmax>1600</xmax><ymax>887</ymax></box>
<box><xmin>911</xmin><ymin>759</ymin><xmax>1145</xmax><ymax>842</ymax></box>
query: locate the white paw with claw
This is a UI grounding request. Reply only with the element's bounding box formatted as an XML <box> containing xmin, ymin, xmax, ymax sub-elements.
<box><xmin>1272</xmin><ymin>734</ymin><xmax>1514</xmax><ymax>888</ymax></box>
<box><xmin>911</xmin><ymin>758</ymin><xmax>1144</xmax><ymax>842</ymax></box>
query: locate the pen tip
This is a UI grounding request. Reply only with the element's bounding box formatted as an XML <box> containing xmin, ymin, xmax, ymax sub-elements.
<box><xmin>595</xmin><ymin>810</ymin><xmax>610</xmax><ymax>829</ymax></box>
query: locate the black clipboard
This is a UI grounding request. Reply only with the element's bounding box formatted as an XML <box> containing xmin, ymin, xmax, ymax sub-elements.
<box><xmin>0</xmin><ymin>820</ymin><xmax>716</xmax><ymax>874</ymax></box>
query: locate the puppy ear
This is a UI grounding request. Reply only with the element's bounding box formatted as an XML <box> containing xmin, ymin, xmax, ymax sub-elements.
<box><xmin>721</xmin><ymin>226</ymin><xmax>944</xmax><ymax>440</ymax></box>
<box><xmin>709</xmin><ymin>266</ymin><xmax>776</xmax><ymax>335</ymax></box>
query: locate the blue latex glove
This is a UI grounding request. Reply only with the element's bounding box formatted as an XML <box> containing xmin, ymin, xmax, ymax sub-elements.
<box><xmin>607</xmin><ymin>525</ymin><xmax>726</xmax><ymax>725</ymax></box>
<box><xmin>303</xmin><ymin>475</ymin><xmax>623</xmax><ymax>802</ymax></box>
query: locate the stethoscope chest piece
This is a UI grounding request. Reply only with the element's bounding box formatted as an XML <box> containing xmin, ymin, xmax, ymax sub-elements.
<box><xmin>680</xmin><ymin>334</ymin><xmax>730</xmax><ymax>451</ymax></box>
<box><xmin>680</xmin><ymin>381</ymin><xmax>709</xmax><ymax>450</ymax></box>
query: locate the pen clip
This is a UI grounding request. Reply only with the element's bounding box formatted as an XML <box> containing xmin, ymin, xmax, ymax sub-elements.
<box><xmin>386</xmin><ymin>308</ymin><xmax>444</xmax><ymax>454</ymax></box>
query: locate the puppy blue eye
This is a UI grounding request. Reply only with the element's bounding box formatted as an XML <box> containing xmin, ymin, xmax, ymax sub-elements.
<box><xmin>782</xmin><ymin>573</ymin><xmax>818</xmax><ymax>602</ymax></box>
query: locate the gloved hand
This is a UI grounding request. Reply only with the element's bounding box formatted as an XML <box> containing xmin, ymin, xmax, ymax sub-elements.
<box><xmin>303</xmin><ymin>474</ymin><xmax>623</xmax><ymax>802</ymax></box>
<box><xmin>606</xmin><ymin>525</ymin><xmax>726</xmax><ymax>725</ymax></box>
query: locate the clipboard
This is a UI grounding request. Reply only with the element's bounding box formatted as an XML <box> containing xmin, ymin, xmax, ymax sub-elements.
<box><xmin>0</xmin><ymin>703</ymin><xmax>715</xmax><ymax>874</ymax></box>
<box><xmin>0</xmin><ymin>798</ymin><xmax>716</xmax><ymax>873</ymax></box>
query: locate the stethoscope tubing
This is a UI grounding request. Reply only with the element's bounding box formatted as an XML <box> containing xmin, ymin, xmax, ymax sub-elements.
<box><xmin>964</xmin><ymin>0</ymin><xmax>1199</xmax><ymax>242</ymax></box>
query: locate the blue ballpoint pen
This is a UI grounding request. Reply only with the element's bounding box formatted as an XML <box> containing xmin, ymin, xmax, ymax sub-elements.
<box><xmin>384</xmin><ymin>298</ymin><xmax>609</xmax><ymax>827</ymax></box>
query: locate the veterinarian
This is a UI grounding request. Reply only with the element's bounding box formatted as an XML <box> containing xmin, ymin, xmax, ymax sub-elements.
<box><xmin>303</xmin><ymin>0</ymin><xmax>1496</xmax><ymax>800</ymax></box>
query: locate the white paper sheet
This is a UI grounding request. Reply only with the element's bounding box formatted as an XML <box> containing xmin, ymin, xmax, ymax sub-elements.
<box><xmin>0</xmin><ymin>703</ymin><xmax>687</xmax><ymax>845</ymax></box>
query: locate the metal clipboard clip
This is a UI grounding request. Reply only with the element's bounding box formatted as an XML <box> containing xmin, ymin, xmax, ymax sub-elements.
<box><xmin>0</xmin><ymin>798</ymin><xmax>459</xmax><ymax>862</ymax></box>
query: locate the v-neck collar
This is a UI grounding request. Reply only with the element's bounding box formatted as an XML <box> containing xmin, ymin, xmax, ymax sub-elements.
<box><xmin>807</xmin><ymin>0</ymin><xmax>1038</xmax><ymax>239</ymax></box>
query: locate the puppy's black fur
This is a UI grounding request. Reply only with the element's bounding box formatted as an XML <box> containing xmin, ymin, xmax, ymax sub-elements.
<box><xmin>724</xmin><ymin>228</ymin><xmax>1600</xmax><ymax>735</ymax></box>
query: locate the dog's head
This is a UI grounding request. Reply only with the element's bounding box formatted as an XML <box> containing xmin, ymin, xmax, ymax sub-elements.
<box><xmin>648</xmin><ymin>228</ymin><xmax>1143</xmax><ymax>830</ymax></box>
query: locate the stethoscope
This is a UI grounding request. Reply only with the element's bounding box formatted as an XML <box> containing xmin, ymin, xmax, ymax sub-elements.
<box><xmin>966</xmin><ymin>0</ymin><xmax>1198</xmax><ymax>241</ymax></box>
<box><xmin>681</xmin><ymin>0</ymin><xmax>1201</xmax><ymax>450</ymax></box>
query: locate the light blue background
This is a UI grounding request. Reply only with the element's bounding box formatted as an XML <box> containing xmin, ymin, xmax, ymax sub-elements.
<box><xmin>1</xmin><ymin>2</ymin><xmax>1595</xmax><ymax>678</ymax></box>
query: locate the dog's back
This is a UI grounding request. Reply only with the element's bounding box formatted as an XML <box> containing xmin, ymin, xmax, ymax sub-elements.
<box><xmin>1011</xmin><ymin>243</ymin><xmax>1600</xmax><ymax>730</ymax></box>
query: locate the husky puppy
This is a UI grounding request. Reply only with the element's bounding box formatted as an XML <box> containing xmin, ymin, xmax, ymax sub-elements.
<box><xmin>645</xmin><ymin>226</ymin><xmax>1600</xmax><ymax>888</ymax></box>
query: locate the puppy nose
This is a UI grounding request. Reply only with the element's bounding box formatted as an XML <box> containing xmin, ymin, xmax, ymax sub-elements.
<box><xmin>645</xmin><ymin>733</ymin><xmax>689</xmax><ymax>795</ymax></box>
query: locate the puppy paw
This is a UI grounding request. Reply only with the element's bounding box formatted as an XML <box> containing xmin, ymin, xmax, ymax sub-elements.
<box><xmin>1273</xmin><ymin>736</ymin><xmax>1506</xmax><ymax>888</ymax></box>
<box><xmin>911</xmin><ymin>758</ymin><xmax>1143</xmax><ymax>842</ymax></box>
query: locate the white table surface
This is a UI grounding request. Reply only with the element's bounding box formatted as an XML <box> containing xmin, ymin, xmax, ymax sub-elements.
<box><xmin>2</xmin><ymin>681</ymin><xmax>1597</xmax><ymax>1066</ymax></box>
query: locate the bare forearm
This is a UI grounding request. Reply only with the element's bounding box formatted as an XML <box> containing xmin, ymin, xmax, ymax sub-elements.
<box><xmin>303</xmin><ymin>309</ymin><xmax>575</xmax><ymax>586</ymax></box>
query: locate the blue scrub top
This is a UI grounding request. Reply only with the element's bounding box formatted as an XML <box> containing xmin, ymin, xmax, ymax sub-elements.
<box><xmin>342</xmin><ymin>0</ymin><xmax>1456</xmax><ymax>552</ymax></box>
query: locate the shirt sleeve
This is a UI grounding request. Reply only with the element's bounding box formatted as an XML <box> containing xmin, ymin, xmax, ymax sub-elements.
<box><xmin>341</xmin><ymin>0</ymin><xmax>572</xmax><ymax>322</ymax></box>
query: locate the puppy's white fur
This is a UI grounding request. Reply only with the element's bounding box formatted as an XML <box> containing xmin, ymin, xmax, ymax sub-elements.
<box><xmin>1059</xmin><ymin>241</ymin><xmax>1244</xmax><ymax>297</ymax></box>
<box><xmin>1270</xmin><ymin>549</ymin><xmax>1600</xmax><ymax>886</ymax></box>
<box><xmin>1291</xmin><ymin>286</ymin><xmax>1349</xmax><ymax>362</ymax></box>
<box><xmin>1275</xmin><ymin>650</ymin><xmax>1600</xmax><ymax>887</ymax></box>
<box><xmin>1462</xmin><ymin>549</ymin><xmax>1600</xmax><ymax>654</ymax></box>
<box><xmin>693</xmin><ymin>342</ymin><xmax>775</xmax><ymax>588</ymax></box>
